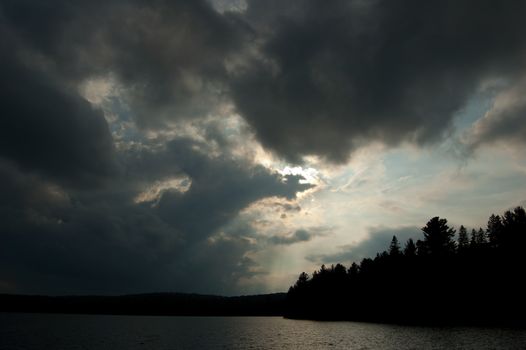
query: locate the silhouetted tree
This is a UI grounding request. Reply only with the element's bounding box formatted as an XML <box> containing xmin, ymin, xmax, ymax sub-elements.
<box><xmin>511</xmin><ymin>206</ymin><xmax>526</xmax><ymax>244</ymax></box>
<box><xmin>404</xmin><ymin>238</ymin><xmax>417</xmax><ymax>256</ymax></box>
<box><xmin>512</xmin><ymin>206</ymin><xmax>526</xmax><ymax>224</ymax></box>
<box><xmin>470</xmin><ymin>227</ymin><xmax>486</xmax><ymax>248</ymax></box>
<box><xmin>477</xmin><ymin>228</ymin><xmax>486</xmax><ymax>244</ymax></box>
<box><xmin>500</xmin><ymin>206</ymin><xmax>526</xmax><ymax>250</ymax></box>
<box><xmin>420</xmin><ymin>217</ymin><xmax>456</xmax><ymax>256</ymax></box>
<box><xmin>416</xmin><ymin>239</ymin><xmax>426</xmax><ymax>256</ymax></box>
<box><xmin>389</xmin><ymin>235</ymin><xmax>401</xmax><ymax>256</ymax></box>
<box><xmin>470</xmin><ymin>228</ymin><xmax>477</xmax><ymax>248</ymax></box>
<box><xmin>333</xmin><ymin>263</ymin><xmax>347</xmax><ymax>277</ymax></box>
<box><xmin>286</xmin><ymin>206</ymin><xmax>526</xmax><ymax>324</ymax></box>
<box><xmin>458</xmin><ymin>225</ymin><xmax>469</xmax><ymax>251</ymax></box>
<box><xmin>296</xmin><ymin>272</ymin><xmax>309</xmax><ymax>285</ymax></box>
<box><xmin>359</xmin><ymin>258</ymin><xmax>374</xmax><ymax>275</ymax></box>
<box><xmin>318</xmin><ymin>264</ymin><xmax>328</xmax><ymax>277</ymax></box>
<box><xmin>487</xmin><ymin>214</ymin><xmax>503</xmax><ymax>248</ymax></box>
<box><xmin>502</xmin><ymin>209</ymin><xmax>515</xmax><ymax>247</ymax></box>
<box><xmin>348</xmin><ymin>262</ymin><xmax>359</xmax><ymax>278</ymax></box>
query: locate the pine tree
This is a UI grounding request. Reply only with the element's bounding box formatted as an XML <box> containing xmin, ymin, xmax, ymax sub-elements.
<box><xmin>416</xmin><ymin>239</ymin><xmax>426</xmax><ymax>256</ymax></box>
<box><xmin>389</xmin><ymin>235</ymin><xmax>401</xmax><ymax>256</ymax></box>
<box><xmin>458</xmin><ymin>225</ymin><xmax>469</xmax><ymax>251</ymax></box>
<box><xmin>348</xmin><ymin>262</ymin><xmax>359</xmax><ymax>279</ymax></box>
<box><xmin>295</xmin><ymin>272</ymin><xmax>309</xmax><ymax>287</ymax></box>
<box><xmin>470</xmin><ymin>227</ymin><xmax>486</xmax><ymax>248</ymax></box>
<box><xmin>487</xmin><ymin>214</ymin><xmax>503</xmax><ymax>248</ymax></box>
<box><xmin>404</xmin><ymin>238</ymin><xmax>417</xmax><ymax>256</ymax></box>
<box><xmin>470</xmin><ymin>228</ymin><xmax>477</xmax><ymax>248</ymax></box>
<box><xmin>421</xmin><ymin>217</ymin><xmax>456</xmax><ymax>256</ymax></box>
<box><xmin>477</xmin><ymin>227</ymin><xmax>487</xmax><ymax>245</ymax></box>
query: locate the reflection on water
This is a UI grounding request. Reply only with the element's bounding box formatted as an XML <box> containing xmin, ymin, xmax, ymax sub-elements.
<box><xmin>1</xmin><ymin>313</ymin><xmax>525</xmax><ymax>350</ymax></box>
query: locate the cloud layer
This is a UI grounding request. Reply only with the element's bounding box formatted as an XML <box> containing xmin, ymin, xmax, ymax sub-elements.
<box><xmin>233</xmin><ymin>0</ymin><xmax>526</xmax><ymax>162</ymax></box>
<box><xmin>1</xmin><ymin>0</ymin><xmax>525</xmax><ymax>295</ymax></box>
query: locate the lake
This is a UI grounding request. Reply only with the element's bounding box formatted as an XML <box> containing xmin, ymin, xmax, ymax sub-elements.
<box><xmin>1</xmin><ymin>313</ymin><xmax>525</xmax><ymax>349</ymax></box>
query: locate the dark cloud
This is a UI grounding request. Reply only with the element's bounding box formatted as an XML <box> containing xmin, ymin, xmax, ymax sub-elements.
<box><xmin>4</xmin><ymin>0</ymin><xmax>525</xmax><ymax>164</ymax></box>
<box><xmin>2</xmin><ymin>0</ymin><xmax>526</xmax><ymax>296</ymax></box>
<box><xmin>1</xmin><ymin>0</ymin><xmax>242</xmax><ymax>129</ymax></box>
<box><xmin>165</xmin><ymin>235</ymin><xmax>262</xmax><ymax>295</ymax></box>
<box><xmin>120</xmin><ymin>138</ymin><xmax>313</xmax><ymax>241</ymax></box>
<box><xmin>266</xmin><ymin>226</ymin><xmax>331</xmax><ymax>245</ymax></box>
<box><xmin>149</xmin><ymin>139</ymin><xmax>313</xmax><ymax>241</ymax></box>
<box><xmin>308</xmin><ymin>226</ymin><xmax>421</xmax><ymax>264</ymax></box>
<box><xmin>467</xmin><ymin>80</ymin><xmax>526</xmax><ymax>149</ymax></box>
<box><xmin>232</xmin><ymin>0</ymin><xmax>526</xmax><ymax>162</ymax></box>
<box><xmin>268</xmin><ymin>229</ymin><xmax>318</xmax><ymax>245</ymax></box>
<box><xmin>96</xmin><ymin>0</ymin><xmax>241</xmax><ymax>129</ymax></box>
<box><xmin>0</xmin><ymin>0</ymin><xmax>301</xmax><ymax>294</ymax></box>
<box><xmin>0</xmin><ymin>137</ymin><xmax>311</xmax><ymax>295</ymax></box>
<box><xmin>0</xmin><ymin>31</ymin><xmax>115</xmax><ymax>187</ymax></box>
<box><xmin>0</xmin><ymin>159</ymin><xmax>183</xmax><ymax>294</ymax></box>
<box><xmin>273</xmin><ymin>202</ymin><xmax>302</xmax><ymax>213</ymax></box>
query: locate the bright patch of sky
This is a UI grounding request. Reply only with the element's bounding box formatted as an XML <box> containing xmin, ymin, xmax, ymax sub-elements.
<box><xmin>135</xmin><ymin>176</ymin><xmax>192</xmax><ymax>204</ymax></box>
<box><xmin>242</xmin><ymin>125</ymin><xmax>526</xmax><ymax>291</ymax></box>
<box><xmin>79</xmin><ymin>76</ymin><xmax>143</xmax><ymax>147</ymax></box>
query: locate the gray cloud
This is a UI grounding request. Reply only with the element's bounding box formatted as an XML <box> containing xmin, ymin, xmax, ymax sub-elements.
<box><xmin>153</xmin><ymin>141</ymin><xmax>313</xmax><ymax>241</ymax></box>
<box><xmin>1</xmin><ymin>0</ymin><xmax>241</xmax><ymax>130</ymax></box>
<box><xmin>1</xmin><ymin>0</ymin><xmax>526</xmax><ymax>296</ymax></box>
<box><xmin>0</xmin><ymin>135</ymin><xmax>311</xmax><ymax>295</ymax></box>
<box><xmin>0</xmin><ymin>0</ymin><xmax>314</xmax><ymax>294</ymax></box>
<box><xmin>308</xmin><ymin>226</ymin><xmax>421</xmax><ymax>265</ymax></box>
<box><xmin>3</xmin><ymin>0</ymin><xmax>526</xmax><ymax>164</ymax></box>
<box><xmin>232</xmin><ymin>0</ymin><xmax>526</xmax><ymax>162</ymax></box>
<box><xmin>467</xmin><ymin>79</ymin><xmax>526</xmax><ymax>149</ymax></box>
<box><xmin>0</xmin><ymin>30</ymin><xmax>116</xmax><ymax>187</ymax></box>
<box><xmin>0</xmin><ymin>158</ymin><xmax>183</xmax><ymax>294</ymax></box>
<box><xmin>268</xmin><ymin>228</ymin><xmax>324</xmax><ymax>245</ymax></box>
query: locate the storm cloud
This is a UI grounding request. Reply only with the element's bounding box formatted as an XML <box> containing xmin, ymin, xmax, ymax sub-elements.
<box><xmin>1</xmin><ymin>0</ymin><xmax>526</xmax><ymax>295</ymax></box>
<box><xmin>233</xmin><ymin>0</ymin><xmax>526</xmax><ymax>162</ymax></box>
<box><xmin>268</xmin><ymin>227</ymin><xmax>327</xmax><ymax>245</ymax></box>
<box><xmin>1</xmin><ymin>0</ymin><xmax>242</xmax><ymax>130</ymax></box>
<box><xmin>0</xmin><ymin>30</ymin><xmax>116</xmax><ymax>186</ymax></box>
<box><xmin>467</xmin><ymin>78</ymin><xmax>526</xmax><ymax>149</ymax></box>
<box><xmin>3</xmin><ymin>0</ymin><xmax>526</xmax><ymax>162</ymax></box>
<box><xmin>0</xmin><ymin>139</ymin><xmax>311</xmax><ymax>295</ymax></box>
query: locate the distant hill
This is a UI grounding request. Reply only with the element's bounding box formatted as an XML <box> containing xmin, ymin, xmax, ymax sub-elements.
<box><xmin>0</xmin><ymin>292</ymin><xmax>286</xmax><ymax>316</ymax></box>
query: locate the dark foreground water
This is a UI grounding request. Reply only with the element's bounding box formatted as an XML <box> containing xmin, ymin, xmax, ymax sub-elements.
<box><xmin>1</xmin><ymin>313</ymin><xmax>526</xmax><ymax>350</ymax></box>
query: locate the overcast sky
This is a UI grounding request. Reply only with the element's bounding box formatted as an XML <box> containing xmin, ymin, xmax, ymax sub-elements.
<box><xmin>1</xmin><ymin>0</ymin><xmax>526</xmax><ymax>296</ymax></box>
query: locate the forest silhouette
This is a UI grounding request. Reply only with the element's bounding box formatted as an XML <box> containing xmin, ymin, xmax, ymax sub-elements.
<box><xmin>286</xmin><ymin>207</ymin><xmax>526</xmax><ymax>325</ymax></box>
<box><xmin>2</xmin><ymin>206</ymin><xmax>525</xmax><ymax>325</ymax></box>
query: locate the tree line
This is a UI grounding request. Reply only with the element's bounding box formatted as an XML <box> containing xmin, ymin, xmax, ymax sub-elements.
<box><xmin>0</xmin><ymin>292</ymin><xmax>287</xmax><ymax>316</ymax></box>
<box><xmin>286</xmin><ymin>206</ymin><xmax>526</xmax><ymax>325</ymax></box>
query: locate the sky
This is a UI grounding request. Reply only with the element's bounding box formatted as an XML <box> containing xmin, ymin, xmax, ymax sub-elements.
<box><xmin>1</xmin><ymin>0</ymin><xmax>526</xmax><ymax>296</ymax></box>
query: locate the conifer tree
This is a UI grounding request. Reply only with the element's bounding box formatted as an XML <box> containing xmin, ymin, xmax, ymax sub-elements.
<box><xmin>421</xmin><ymin>217</ymin><xmax>456</xmax><ymax>255</ymax></box>
<box><xmin>470</xmin><ymin>228</ymin><xmax>478</xmax><ymax>248</ymax></box>
<box><xmin>477</xmin><ymin>228</ymin><xmax>487</xmax><ymax>245</ymax></box>
<box><xmin>458</xmin><ymin>225</ymin><xmax>469</xmax><ymax>251</ymax></box>
<box><xmin>404</xmin><ymin>238</ymin><xmax>417</xmax><ymax>256</ymax></box>
<box><xmin>470</xmin><ymin>227</ymin><xmax>486</xmax><ymax>248</ymax></box>
<box><xmin>389</xmin><ymin>235</ymin><xmax>401</xmax><ymax>256</ymax></box>
<box><xmin>487</xmin><ymin>214</ymin><xmax>503</xmax><ymax>248</ymax></box>
<box><xmin>348</xmin><ymin>262</ymin><xmax>359</xmax><ymax>278</ymax></box>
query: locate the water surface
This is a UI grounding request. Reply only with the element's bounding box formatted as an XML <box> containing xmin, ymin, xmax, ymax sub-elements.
<box><xmin>1</xmin><ymin>313</ymin><xmax>525</xmax><ymax>349</ymax></box>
